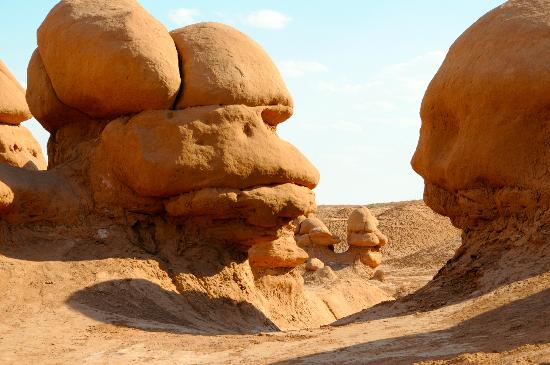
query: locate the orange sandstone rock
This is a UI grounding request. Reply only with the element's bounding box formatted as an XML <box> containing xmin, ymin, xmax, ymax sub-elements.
<box><xmin>170</xmin><ymin>22</ymin><xmax>293</xmax><ymax>125</ymax></box>
<box><xmin>0</xmin><ymin>59</ymin><xmax>31</xmax><ymax>124</ymax></box>
<box><xmin>37</xmin><ymin>0</ymin><xmax>181</xmax><ymax>119</ymax></box>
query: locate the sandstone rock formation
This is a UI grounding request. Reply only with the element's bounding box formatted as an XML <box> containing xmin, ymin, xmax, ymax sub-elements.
<box><xmin>2</xmin><ymin>0</ymin><xmax>318</xmax><ymax>278</ymax></box>
<box><xmin>347</xmin><ymin>207</ymin><xmax>388</xmax><ymax>247</ymax></box>
<box><xmin>295</xmin><ymin>216</ymin><xmax>338</xmax><ymax>246</ymax></box>
<box><xmin>36</xmin><ymin>0</ymin><xmax>181</xmax><ymax>123</ymax></box>
<box><xmin>0</xmin><ymin>60</ymin><xmax>31</xmax><ymax>124</ymax></box>
<box><xmin>411</xmin><ymin>0</ymin><xmax>550</xmax><ymax>307</ymax></box>
<box><xmin>0</xmin><ymin>60</ymin><xmax>46</xmax><ymax>171</ymax></box>
<box><xmin>411</xmin><ymin>0</ymin><xmax>550</xmax><ymax>230</ymax></box>
<box><xmin>26</xmin><ymin>49</ymin><xmax>95</xmax><ymax>133</ymax></box>
<box><xmin>2</xmin><ymin>0</ymin><xmax>403</xmax><ymax>334</ymax></box>
<box><xmin>170</xmin><ymin>22</ymin><xmax>293</xmax><ymax>126</ymax></box>
<box><xmin>0</xmin><ymin>124</ymin><xmax>47</xmax><ymax>170</ymax></box>
<box><xmin>347</xmin><ymin>207</ymin><xmax>387</xmax><ymax>268</ymax></box>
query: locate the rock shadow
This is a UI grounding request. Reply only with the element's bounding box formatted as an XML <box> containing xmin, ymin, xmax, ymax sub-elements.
<box><xmin>66</xmin><ymin>278</ymin><xmax>278</xmax><ymax>335</ymax></box>
<box><xmin>272</xmin><ymin>288</ymin><xmax>550</xmax><ymax>364</ymax></box>
<box><xmin>334</xmin><ymin>236</ymin><xmax>550</xmax><ymax>326</ymax></box>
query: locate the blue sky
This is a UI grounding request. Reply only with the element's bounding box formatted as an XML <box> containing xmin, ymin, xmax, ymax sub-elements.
<box><xmin>0</xmin><ymin>1</ymin><xmax>503</xmax><ymax>204</ymax></box>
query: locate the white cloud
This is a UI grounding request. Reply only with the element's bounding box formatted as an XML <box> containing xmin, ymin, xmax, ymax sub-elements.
<box><xmin>279</xmin><ymin>60</ymin><xmax>328</xmax><ymax>78</ymax></box>
<box><xmin>245</xmin><ymin>10</ymin><xmax>291</xmax><ymax>29</ymax></box>
<box><xmin>168</xmin><ymin>8</ymin><xmax>200</xmax><ymax>27</ymax></box>
<box><xmin>316</xmin><ymin>50</ymin><xmax>446</xmax><ymax>126</ymax></box>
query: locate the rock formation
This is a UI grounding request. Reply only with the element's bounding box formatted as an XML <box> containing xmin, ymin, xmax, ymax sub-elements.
<box><xmin>411</xmin><ymin>0</ymin><xmax>550</xmax><ymax>300</ymax></box>
<box><xmin>0</xmin><ymin>60</ymin><xmax>46</xmax><ymax>171</ymax></box>
<box><xmin>295</xmin><ymin>216</ymin><xmax>339</xmax><ymax>246</ymax></box>
<box><xmin>346</xmin><ymin>207</ymin><xmax>387</xmax><ymax>268</ymax></box>
<box><xmin>0</xmin><ymin>0</ymin><xmax>326</xmax><ymax>331</ymax></box>
<box><xmin>2</xmin><ymin>0</ymin><xmax>320</xmax><ymax>271</ymax></box>
<box><xmin>1</xmin><ymin>0</ymin><xmax>397</xmax><ymax>331</ymax></box>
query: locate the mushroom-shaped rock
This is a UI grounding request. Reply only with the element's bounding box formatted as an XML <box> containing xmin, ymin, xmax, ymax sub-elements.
<box><xmin>26</xmin><ymin>49</ymin><xmax>95</xmax><ymax>133</ymax></box>
<box><xmin>96</xmin><ymin>105</ymin><xmax>319</xmax><ymax>198</ymax></box>
<box><xmin>0</xmin><ymin>124</ymin><xmax>46</xmax><ymax>170</ymax></box>
<box><xmin>170</xmin><ymin>22</ymin><xmax>293</xmax><ymax>125</ymax></box>
<box><xmin>295</xmin><ymin>216</ymin><xmax>338</xmax><ymax>246</ymax></box>
<box><xmin>347</xmin><ymin>207</ymin><xmax>387</xmax><ymax>247</ymax></box>
<box><xmin>411</xmin><ymin>0</ymin><xmax>550</xmax><ymax>226</ymax></box>
<box><xmin>0</xmin><ymin>59</ymin><xmax>31</xmax><ymax>124</ymax></box>
<box><xmin>36</xmin><ymin>0</ymin><xmax>181</xmax><ymax>121</ymax></box>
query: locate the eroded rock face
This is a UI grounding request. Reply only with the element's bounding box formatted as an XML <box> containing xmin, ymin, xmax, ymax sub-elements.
<box><xmin>37</xmin><ymin>0</ymin><xmax>181</xmax><ymax>122</ymax></box>
<box><xmin>409</xmin><ymin>1</ymin><xmax>550</xmax><ymax>308</ymax></box>
<box><xmin>95</xmin><ymin>106</ymin><xmax>318</xmax><ymax>198</ymax></box>
<box><xmin>3</xmin><ymin>0</ymin><xmax>320</xmax><ymax>273</ymax></box>
<box><xmin>346</xmin><ymin>207</ymin><xmax>387</xmax><ymax>268</ymax></box>
<box><xmin>412</xmin><ymin>0</ymin><xmax>550</xmax><ymax>229</ymax></box>
<box><xmin>347</xmin><ymin>207</ymin><xmax>387</xmax><ymax>247</ymax></box>
<box><xmin>0</xmin><ymin>125</ymin><xmax>47</xmax><ymax>170</ymax></box>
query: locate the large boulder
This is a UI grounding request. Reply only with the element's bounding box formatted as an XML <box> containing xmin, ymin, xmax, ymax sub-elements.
<box><xmin>36</xmin><ymin>0</ymin><xmax>180</xmax><ymax>121</ymax></box>
<box><xmin>170</xmin><ymin>22</ymin><xmax>293</xmax><ymax>125</ymax></box>
<box><xmin>26</xmin><ymin>50</ymin><xmax>95</xmax><ymax>133</ymax></box>
<box><xmin>412</xmin><ymin>0</ymin><xmax>550</xmax><ymax>227</ymax></box>
<box><xmin>96</xmin><ymin>105</ymin><xmax>319</xmax><ymax>198</ymax></box>
<box><xmin>0</xmin><ymin>124</ymin><xmax>47</xmax><ymax>170</ymax></box>
<box><xmin>0</xmin><ymin>59</ymin><xmax>31</xmax><ymax>124</ymax></box>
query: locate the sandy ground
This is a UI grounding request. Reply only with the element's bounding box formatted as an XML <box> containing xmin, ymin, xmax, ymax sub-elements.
<box><xmin>0</xmin><ymin>201</ymin><xmax>548</xmax><ymax>364</ymax></box>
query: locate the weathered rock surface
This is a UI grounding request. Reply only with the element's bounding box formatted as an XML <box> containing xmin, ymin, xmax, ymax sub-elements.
<box><xmin>170</xmin><ymin>22</ymin><xmax>293</xmax><ymax>125</ymax></box>
<box><xmin>165</xmin><ymin>183</ymin><xmax>315</xmax><ymax>227</ymax></box>
<box><xmin>248</xmin><ymin>233</ymin><xmax>308</xmax><ymax>268</ymax></box>
<box><xmin>0</xmin><ymin>125</ymin><xmax>46</xmax><ymax>170</ymax></box>
<box><xmin>0</xmin><ymin>59</ymin><xmax>31</xmax><ymax>125</ymax></box>
<box><xmin>37</xmin><ymin>0</ymin><xmax>181</xmax><ymax>120</ymax></box>
<box><xmin>26</xmin><ymin>49</ymin><xmax>96</xmax><ymax>133</ymax></box>
<box><xmin>412</xmin><ymin>0</ymin><xmax>550</xmax><ymax>228</ymax></box>
<box><xmin>97</xmin><ymin>105</ymin><xmax>319</xmax><ymax>198</ymax></box>
<box><xmin>347</xmin><ymin>207</ymin><xmax>387</xmax><ymax>247</ymax></box>
<box><xmin>295</xmin><ymin>216</ymin><xmax>338</xmax><ymax>246</ymax></box>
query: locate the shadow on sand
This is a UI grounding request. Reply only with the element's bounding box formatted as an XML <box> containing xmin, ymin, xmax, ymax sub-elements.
<box><xmin>272</xmin><ymin>288</ymin><xmax>550</xmax><ymax>364</ymax></box>
<box><xmin>66</xmin><ymin>278</ymin><xmax>279</xmax><ymax>335</ymax></box>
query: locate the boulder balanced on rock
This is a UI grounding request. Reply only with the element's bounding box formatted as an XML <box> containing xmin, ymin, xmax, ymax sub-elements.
<box><xmin>347</xmin><ymin>207</ymin><xmax>387</xmax><ymax>268</ymax></box>
<box><xmin>2</xmin><ymin>0</ymin><xmax>319</xmax><ymax>271</ymax></box>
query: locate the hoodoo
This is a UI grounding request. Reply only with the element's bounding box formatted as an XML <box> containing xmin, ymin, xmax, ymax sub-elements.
<box><xmin>412</xmin><ymin>0</ymin><xmax>550</xmax><ymax>300</ymax></box>
<box><xmin>0</xmin><ymin>0</ymin><xmax>392</xmax><ymax>332</ymax></box>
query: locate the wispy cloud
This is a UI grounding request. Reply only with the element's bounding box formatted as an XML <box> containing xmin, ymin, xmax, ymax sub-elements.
<box><xmin>168</xmin><ymin>8</ymin><xmax>200</xmax><ymax>27</ymax></box>
<box><xmin>279</xmin><ymin>60</ymin><xmax>328</xmax><ymax>78</ymax></box>
<box><xmin>316</xmin><ymin>50</ymin><xmax>446</xmax><ymax>125</ymax></box>
<box><xmin>245</xmin><ymin>10</ymin><xmax>291</xmax><ymax>29</ymax></box>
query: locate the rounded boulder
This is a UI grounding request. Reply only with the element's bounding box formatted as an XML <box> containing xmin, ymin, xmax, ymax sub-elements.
<box><xmin>37</xmin><ymin>0</ymin><xmax>181</xmax><ymax>119</ymax></box>
<box><xmin>0</xmin><ymin>59</ymin><xmax>31</xmax><ymax>124</ymax></box>
<box><xmin>170</xmin><ymin>22</ymin><xmax>293</xmax><ymax>125</ymax></box>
